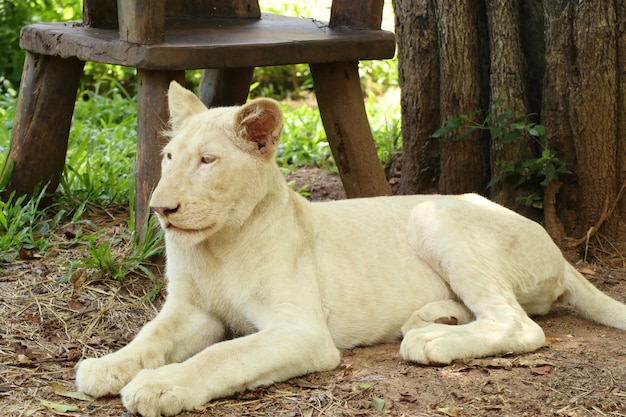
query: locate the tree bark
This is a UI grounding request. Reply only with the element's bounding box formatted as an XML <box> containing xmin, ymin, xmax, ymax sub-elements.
<box><xmin>617</xmin><ymin>0</ymin><xmax>626</xmax><ymax>250</ymax></box>
<box><xmin>396</xmin><ymin>0</ymin><xmax>626</xmax><ymax>255</ymax></box>
<box><xmin>485</xmin><ymin>0</ymin><xmax>535</xmax><ymax>213</ymax></box>
<box><xmin>393</xmin><ymin>0</ymin><xmax>440</xmax><ymax>194</ymax></box>
<box><xmin>569</xmin><ymin>2</ymin><xmax>618</xmax><ymax>239</ymax></box>
<box><xmin>543</xmin><ymin>1</ymin><xmax>619</xmax><ymax>241</ymax></box>
<box><xmin>434</xmin><ymin>0</ymin><xmax>489</xmax><ymax>194</ymax></box>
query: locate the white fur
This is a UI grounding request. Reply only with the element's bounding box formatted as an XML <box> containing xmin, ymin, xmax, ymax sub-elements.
<box><xmin>75</xmin><ymin>82</ymin><xmax>626</xmax><ymax>417</ymax></box>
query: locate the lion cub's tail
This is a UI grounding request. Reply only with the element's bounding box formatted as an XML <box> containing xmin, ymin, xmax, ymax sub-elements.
<box><xmin>561</xmin><ymin>262</ymin><xmax>626</xmax><ymax>331</ymax></box>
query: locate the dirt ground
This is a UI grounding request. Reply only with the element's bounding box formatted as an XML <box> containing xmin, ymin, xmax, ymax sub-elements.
<box><xmin>1</xmin><ymin>168</ymin><xmax>626</xmax><ymax>417</ymax></box>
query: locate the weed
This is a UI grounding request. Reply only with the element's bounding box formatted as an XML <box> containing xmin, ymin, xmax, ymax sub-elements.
<box><xmin>60</xmin><ymin>214</ymin><xmax>163</xmax><ymax>285</ymax></box>
<box><xmin>277</xmin><ymin>104</ymin><xmax>335</xmax><ymax>171</ymax></box>
<box><xmin>366</xmin><ymin>92</ymin><xmax>402</xmax><ymax>166</ymax></box>
<box><xmin>0</xmin><ymin>186</ymin><xmax>64</xmax><ymax>262</ymax></box>
<box><xmin>58</xmin><ymin>85</ymin><xmax>137</xmax><ymax>215</ymax></box>
<box><xmin>0</xmin><ymin>0</ymin><xmax>400</xmax><ymax>287</ymax></box>
<box><xmin>433</xmin><ymin>110</ymin><xmax>569</xmax><ymax>207</ymax></box>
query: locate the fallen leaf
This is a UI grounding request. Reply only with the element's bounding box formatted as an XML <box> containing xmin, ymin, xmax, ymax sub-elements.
<box><xmin>87</xmin><ymin>335</ymin><xmax>104</xmax><ymax>346</ymax></box>
<box><xmin>19</xmin><ymin>248</ymin><xmax>37</xmax><ymax>260</ymax></box>
<box><xmin>63</xmin><ymin>224</ymin><xmax>80</xmax><ymax>239</ymax></box>
<box><xmin>67</xmin><ymin>299</ymin><xmax>85</xmax><ymax>312</ymax></box>
<box><xmin>462</xmin><ymin>357</ymin><xmax>513</xmax><ymax>370</ymax></box>
<box><xmin>31</xmin><ymin>261</ymin><xmax>49</xmax><ymax>276</ymax></box>
<box><xmin>578</xmin><ymin>267</ymin><xmax>595</xmax><ymax>275</ymax></box>
<box><xmin>14</xmin><ymin>354</ymin><xmax>33</xmax><ymax>367</ymax></box>
<box><xmin>530</xmin><ymin>365</ymin><xmax>553</xmax><ymax>375</ymax></box>
<box><xmin>437</xmin><ymin>406</ymin><xmax>463</xmax><ymax>416</ymax></box>
<box><xmin>290</xmin><ymin>379</ymin><xmax>321</xmax><ymax>389</ymax></box>
<box><xmin>50</xmin><ymin>382</ymin><xmax>93</xmax><ymax>401</ymax></box>
<box><xmin>39</xmin><ymin>399</ymin><xmax>78</xmax><ymax>413</ymax></box>
<box><xmin>372</xmin><ymin>396</ymin><xmax>385</xmax><ymax>411</ymax></box>
<box><xmin>513</xmin><ymin>357</ymin><xmax>554</xmax><ymax>368</ymax></box>
<box><xmin>193</xmin><ymin>404</ymin><xmax>210</xmax><ymax>413</ymax></box>
<box><xmin>12</xmin><ymin>341</ymin><xmax>34</xmax><ymax>358</ymax></box>
<box><xmin>398</xmin><ymin>391</ymin><xmax>418</xmax><ymax>403</ymax></box>
<box><xmin>23</xmin><ymin>313</ymin><xmax>42</xmax><ymax>323</ymax></box>
<box><xmin>69</xmin><ymin>269</ymin><xmax>87</xmax><ymax>288</ymax></box>
<box><xmin>12</xmin><ymin>375</ymin><xmax>31</xmax><ymax>386</ymax></box>
<box><xmin>338</xmin><ymin>360</ymin><xmax>353</xmax><ymax>377</ymax></box>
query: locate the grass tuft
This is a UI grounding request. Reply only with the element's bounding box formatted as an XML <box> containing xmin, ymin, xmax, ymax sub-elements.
<box><xmin>0</xmin><ymin>0</ymin><xmax>399</xmax><ymax>290</ymax></box>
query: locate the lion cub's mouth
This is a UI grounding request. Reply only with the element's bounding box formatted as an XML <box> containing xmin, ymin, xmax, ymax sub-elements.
<box><xmin>163</xmin><ymin>221</ymin><xmax>216</xmax><ymax>234</ymax></box>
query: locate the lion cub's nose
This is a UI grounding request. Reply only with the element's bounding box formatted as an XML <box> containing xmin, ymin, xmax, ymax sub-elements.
<box><xmin>151</xmin><ymin>205</ymin><xmax>180</xmax><ymax>216</ymax></box>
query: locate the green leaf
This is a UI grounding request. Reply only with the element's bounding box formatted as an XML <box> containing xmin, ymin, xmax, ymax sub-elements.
<box><xmin>500</xmin><ymin>130</ymin><xmax>521</xmax><ymax>143</ymax></box>
<box><xmin>488</xmin><ymin>126</ymin><xmax>503</xmax><ymax>138</ymax></box>
<box><xmin>50</xmin><ymin>381</ymin><xmax>93</xmax><ymax>401</ymax></box>
<box><xmin>540</xmin><ymin>148</ymin><xmax>553</xmax><ymax>159</ymax></box>
<box><xmin>372</xmin><ymin>396</ymin><xmax>385</xmax><ymax>411</ymax></box>
<box><xmin>432</xmin><ymin>118</ymin><xmax>463</xmax><ymax>138</ymax></box>
<box><xmin>493</xmin><ymin>109</ymin><xmax>512</xmax><ymax>124</ymax></box>
<box><xmin>0</xmin><ymin>202</ymin><xmax>7</xmax><ymax>231</ymax></box>
<box><xmin>453</xmin><ymin>126</ymin><xmax>479</xmax><ymax>142</ymax></box>
<box><xmin>487</xmin><ymin>172</ymin><xmax>509</xmax><ymax>188</ymax></box>
<box><xmin>528</xmin><ymin>124</ymin><xmax>545</xmax><ymax>136</ymax></box>
<box><xmin>39</xmin><ymin>399</ymin><xmax>78</xmax><ymax>413</ymax></box>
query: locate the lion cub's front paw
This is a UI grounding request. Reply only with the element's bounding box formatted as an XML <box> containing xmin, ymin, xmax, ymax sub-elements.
<box><xmin>75</xmin><ymin>355</ymin><xmax>142</xmax><ymax>398</ymax></box>
<box><xmin>121</xmin><ymin>365</ymin><xmax>206</xmax><ymax>417</ymax></box>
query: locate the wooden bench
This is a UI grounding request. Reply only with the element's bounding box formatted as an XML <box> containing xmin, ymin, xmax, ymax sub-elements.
<box><xmin>1</xmin><ymin>0</ymin><xmax>395</xmax><ymax>234</ymax></box>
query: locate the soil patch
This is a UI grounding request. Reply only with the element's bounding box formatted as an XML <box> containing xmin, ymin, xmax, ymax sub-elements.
<box><xmin>1</xmin><ymin>169</ymin><xmax>625</xmax><ymax>417</ymax></box>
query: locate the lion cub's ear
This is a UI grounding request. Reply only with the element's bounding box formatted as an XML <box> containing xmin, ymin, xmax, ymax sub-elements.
<box><xmin>235</xmin><ymin>99</ymin><xmax>283</xmax><ymax>158</ymax></box>
<box><xmin>168</xmin><ymin>81</ymin><xmax>208</xmax><ymax>130</ymax></box>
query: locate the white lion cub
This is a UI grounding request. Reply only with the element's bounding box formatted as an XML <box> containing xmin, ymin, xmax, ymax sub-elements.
<box><xmin>76</xmin><ymin>82</ymin><xmax>626</xmax><ymax>417</ymax></box>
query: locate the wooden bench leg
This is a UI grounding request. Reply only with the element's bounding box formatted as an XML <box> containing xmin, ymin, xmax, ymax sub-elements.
<box><xmin>135</xmin><ymin>70</ymin><xmax>186</xmax><ymax>236</ymax></box>
<box><xmin>310</xmin><ymin>61</ymin><xmax>391</xmax><ymax>198</ymax></box>
<box><xmin>1</xmin><ymin>53</ymin><xmax>83</xmax><ymax>200</ymax></box>
<box><xmin>197</xmin><ymin>68</ymin><xmax>254</xmax><ymax>107</ymax></box>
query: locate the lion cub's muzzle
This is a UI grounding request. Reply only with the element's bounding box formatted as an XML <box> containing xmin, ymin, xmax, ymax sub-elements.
<box><xmin>151</xmin><ymin>204</ymin><xmax>180</xmax><ymax>230</ymax></box>
<box><xmin>151</xmin><ymin>204</ymin><xmax>180</xmax><ymax>217</ymax></box>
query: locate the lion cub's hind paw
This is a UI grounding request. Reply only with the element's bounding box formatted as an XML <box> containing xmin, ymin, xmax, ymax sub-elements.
<box><xmin>401</xmin><ymin>299</ymin><xmax>473</xmax><ymax>336</ymax></box>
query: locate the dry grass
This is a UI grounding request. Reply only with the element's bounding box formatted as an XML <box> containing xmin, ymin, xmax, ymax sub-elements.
<box><xmin>1</xmin><ymin>171</ymin><xmax>626</xmax><ymax>417</ymax></box>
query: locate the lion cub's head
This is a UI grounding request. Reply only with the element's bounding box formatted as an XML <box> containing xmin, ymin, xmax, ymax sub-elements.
<box><xmin>150</xmin><ymin>81</ymin><xmax>284</xmax><ymax>247</ymax></box>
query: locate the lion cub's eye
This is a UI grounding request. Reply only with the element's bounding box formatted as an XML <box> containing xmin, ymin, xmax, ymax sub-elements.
<box><xmin>165</xmin><ymin>152</ymin><xmax>172</xmax><ymax>160</ymax></box>
<box><xmin>201</xmin><ymin>154</ymin><xmax>218</xmax><ymax>164</ymax></box>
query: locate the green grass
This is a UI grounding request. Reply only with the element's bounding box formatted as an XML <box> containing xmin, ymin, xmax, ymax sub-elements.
<box><xmin>59</xmin><ymin>83</ymin><xmax>137</xmax><ymax>218</ymax></box>
<box><xmin>0</xmin><ymin>87</ymin><xmax>400</xmax><ymax>269</ymax></box>
<box><xmin>0</xmin><ymin>0</ymin><xmax>400</xmax><ymax>292</ymax></box>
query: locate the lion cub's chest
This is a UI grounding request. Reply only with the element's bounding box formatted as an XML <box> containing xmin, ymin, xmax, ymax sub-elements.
<box><xmin>168</xmin><ymin>251</ymin><xmax>264</xmax><ymax>337</ymax></box>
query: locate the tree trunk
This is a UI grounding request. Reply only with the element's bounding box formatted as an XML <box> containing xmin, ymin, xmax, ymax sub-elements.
<box><xmin>396</xmin><ymin>0</ymin><xmax>626</xmax><ymax>257</ymax></box>
<box><xmin>543</xmin><ymin>1</ymin><xmax>620</xmax><ymax>246</ymax></box>
<box><xmin>617</xmin><ymin>0</ymin><xmax>626</xmax><ymax>255</ymax></box>
<box><xmin>393</xmin><ymin>0</ymin><xmax>440</xmax><ymax>194</ymax></box>
<box><xmin>485</xmin><ymin>0</ymin><xmax>535</xmax><ymax>214</ymax></box>
<box><xmin>434</xmin><ymin>0</ymin><xmax>489</xmax><ymax>194</ymax></box>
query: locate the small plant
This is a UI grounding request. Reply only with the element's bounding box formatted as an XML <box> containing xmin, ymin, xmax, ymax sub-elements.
<box><xmin>433</xmin><ymin>110</ymin><xmax>569</xmax><ymax>208</ymax></box>
<box><xmin>58</xmin><ymin>84</ymin><xmax>137</xmax><ymax>216</ymax></box>
<box><xmin>0</xmin><ymin>186</ymin><xmax>64</xmax><ymax>262</ymax></box>
<box><xmin>60</xmin><ymin>214</ymin><xmax>164</xmax><ymax>286</ymax></box>
<box><xmin>366</xmin><ymin>92</ymin><xmax>402</xmax><ymax>167</ymax></box>
<box><xmin>0</xmin><ymin>0</ymin><xmax>81</xmax><ymax>90</ymax></box>
<box><xmin>277</xmin><ymin>104</ymin><xmax>335</xmax><ymax>171</ymax></box>
<box><xmin>60</xmin><ymin>181</ymin><xmax>165</xmax><ymax>297</ymax></box>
